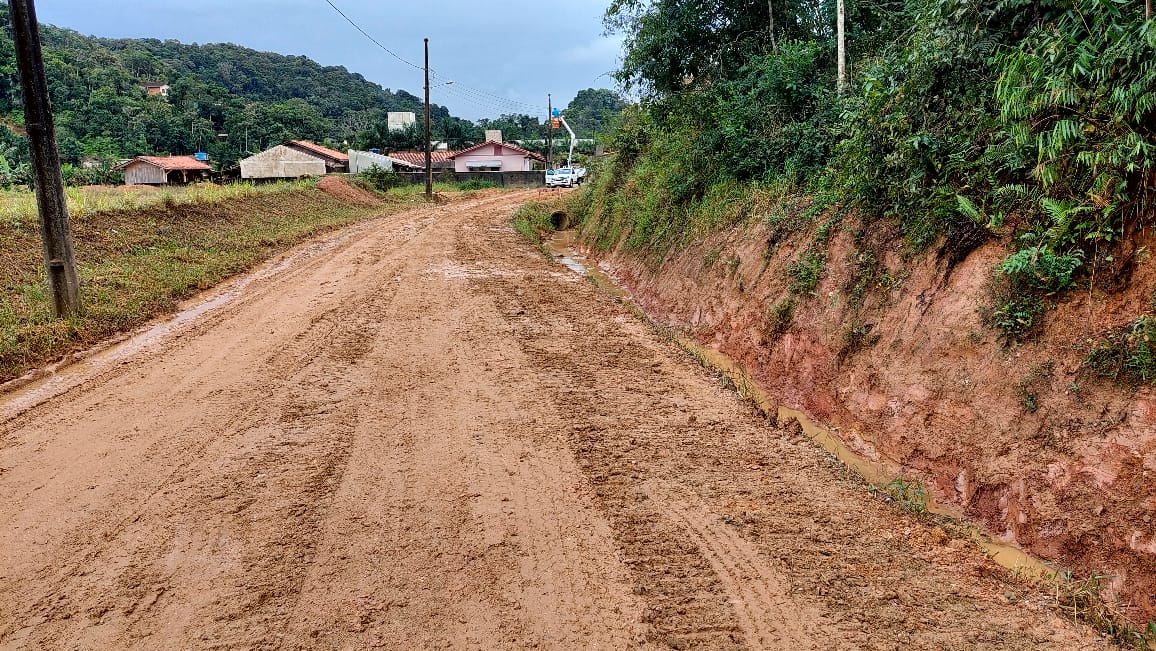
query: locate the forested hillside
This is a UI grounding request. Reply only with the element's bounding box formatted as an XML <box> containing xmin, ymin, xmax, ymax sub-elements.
<box><xmin>0</xmin><ymin>2</ymin><xmax>465</xmax><ymax>181</ymax></box>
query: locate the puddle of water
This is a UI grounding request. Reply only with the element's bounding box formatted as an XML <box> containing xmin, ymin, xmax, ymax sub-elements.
<box><xmin>546</xmin><ymin>230</ymin><xmax>588</xmax><ymax>274</ymax></box>
<box><xmin>546</xmin><ymin>229</ymin><xmax>1059</xmax><ymax>581</ymax></box>
<box><xmin>546</xmin><ymin>232</ymin><xmax>627</xmax><ymax>299</ymax></box>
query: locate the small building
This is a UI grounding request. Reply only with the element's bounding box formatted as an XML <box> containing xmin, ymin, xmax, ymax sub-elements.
<box><xmin>115</xmin><ymin>155</ymin><xmax>212</xmax><ymax>185</ymax></box>
<box><xmin>387</xmin><ymin>112</ymin><xmax>417</xmax><ymax>132</ymax></box>
<box><xmin>139</xmin><ymin>82</ymin><xmax>170</xmax><ymax>97</ymax></box>
<box><xmin>387</xmin><ymin>150</ymin><xmax>460</xmax><ymax>172</ymax></box>
<box><xmin>450</xmin><ymin>141</ymin><xmax>545</xmax><ymax>173</ymax></box>
<box><xmin>284</xmin><ymin>140</ymin><xmax>349</xmax><ymax>173</ymax></box>
<box><xmin>240</xmin><ymin>140</ymin><xmax>349</xmax><ymax>180</ymax></box>
<box><xmin>348</xmin><ymin>150</ymin><xmax>422</xmax><ymax>174</ymax></box>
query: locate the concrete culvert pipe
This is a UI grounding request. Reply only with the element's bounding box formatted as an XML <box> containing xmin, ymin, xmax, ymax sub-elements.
<box><xmin>550</xmin><ymin>211</ymin><xmax>571</xmax><ymax>230</ymax></box>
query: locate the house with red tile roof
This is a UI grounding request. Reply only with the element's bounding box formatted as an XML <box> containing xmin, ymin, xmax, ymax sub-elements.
<box><xmin>284</xmin><ymin>140</ymin><xmax>349</xmax><ymax>172</ymax></box>
<box><xmin>386</xmin><ymin>150</ymin><xmax>460</xmax><ymax>171</ymax></box>
<box><xmin>114</xmin><ymin>155</ymin><xmax>212</xmax><ymax>186</ymax></box>
<box><xmin>449</xmin><ymin>141</ymin><xmax>545</xmax><ymax>173</ymax></box>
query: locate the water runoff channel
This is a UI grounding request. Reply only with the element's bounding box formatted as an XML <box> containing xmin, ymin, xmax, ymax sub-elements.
<box><xmin>544</xmin><ymin>223</ymin><xmax>1059</xmax><ymax>583</ymax></box>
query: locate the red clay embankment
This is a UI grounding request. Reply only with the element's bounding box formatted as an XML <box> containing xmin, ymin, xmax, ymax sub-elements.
<box><xmin>588</xmin><ymin>212</ymin><xmax>1156</xmax><ymax>624</ymax></box>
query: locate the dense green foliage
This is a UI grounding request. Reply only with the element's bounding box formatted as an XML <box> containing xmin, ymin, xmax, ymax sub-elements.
<box><xmin>562</xmin><ymin>88</ymin><xmax>628</xmax><ymax>139</ymax></box>
<box><xmin>584</xmin><ymin>0</ymin><xmax>1155</xmax><ymax>344</ymax></box>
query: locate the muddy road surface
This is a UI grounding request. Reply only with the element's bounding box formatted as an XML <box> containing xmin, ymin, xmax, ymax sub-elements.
<box><xmin>0</xmin><ymin>191</ymin><xmax>1112</xmax><ymax>649</ymax></box>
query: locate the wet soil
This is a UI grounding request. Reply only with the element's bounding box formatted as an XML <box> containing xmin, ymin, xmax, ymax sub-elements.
<box><xmin>0</xmin><ymin>193</ymin><xmax>1114</xmax><ymax>649</ymax></box>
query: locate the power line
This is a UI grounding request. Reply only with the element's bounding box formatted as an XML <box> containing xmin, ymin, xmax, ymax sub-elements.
<box><xmin>321</xmin><ymin>0</ymin><xmax>550</xmax><ymax>116</ymax></box>
<box><xmin>321</xmin><ymin>0</ymin><xmax>423</xmax><ymax>72</ymax></box>
<box><xmin>431</xmin><ymin>73</ymin><xmax>547</xmax><ymax>113</ymax></box>
<box><xmin>435</xmin><ymin>87</ymin><xmax>545</xmax><ymax>119</ymax></box>
<box><xmin>434</xmin><ymin>82</ymin><xmax>546</xmax><ymax>115</ymax></box>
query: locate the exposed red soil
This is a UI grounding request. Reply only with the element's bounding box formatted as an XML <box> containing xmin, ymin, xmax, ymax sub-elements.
<box><xmin>589</xmin><ymin>212</ymin><xmax>1156</xmax><ymax>625</ymax></box>
<box><xmin>0</xmin><ymin>194</ymin><xmax>1113</xmax><ymax>648</ymax></box>
<box><xmin>317</xmin><ymin>175</ymin><xmax>381</xmax><ymax>206</ymax></box>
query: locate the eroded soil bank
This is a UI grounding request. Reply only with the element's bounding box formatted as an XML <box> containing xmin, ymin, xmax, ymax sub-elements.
<box><xmin>587</xmin><ymin>213</ymin><xmax>1156</xmax><ymax>626</ymax></box>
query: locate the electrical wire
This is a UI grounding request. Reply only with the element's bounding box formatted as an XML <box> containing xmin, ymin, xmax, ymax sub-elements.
<box><xmin>322</xmin><ymin>0</ymin><xmax>550</xmax><ymax>117</ymax></box>
<box><xmin>322</xmin><ymin>0</ymin><xmax>425</xmax><ymax>72</ymax></box>
<box><xmin>433</xmin><ymin>81</ymin><xmax>546</xmax><ymax>115</ymax></box>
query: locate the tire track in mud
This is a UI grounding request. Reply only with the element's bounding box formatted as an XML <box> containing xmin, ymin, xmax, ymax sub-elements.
<box><xmin>454</xmin><ymin>215</ymin><xmax>1115</xmax><ymax>650</ymax></box>
<box><xmin>656</xmin><ymin>492</ymin><xmax>820</xmax><ymax>649</ymax></box>
<box><xmin>457</xmin><ymin>234</ymin><xmax>762</xmax><ymax>648</ymax></box>
<box><xmin>1</xmin><ymin>192</ymin><xmax>535</xmax><ymax>649</ymax></box>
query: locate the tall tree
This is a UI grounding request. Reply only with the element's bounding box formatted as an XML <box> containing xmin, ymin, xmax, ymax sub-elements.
<box><xmin>563</xmin><ymin>88</ymin><xmax>628</xmax><ymax>138</ymax></box>
<box><xmin>836</xmin><ymin>0</ymin><xmax>847</xmax><ymax>94</ymax></box>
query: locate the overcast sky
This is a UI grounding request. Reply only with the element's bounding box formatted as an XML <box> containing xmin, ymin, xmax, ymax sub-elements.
<box><xmin>34</xmin><ymin>0</ymin><xmax>624</xmax><ymax>121</ymax></box>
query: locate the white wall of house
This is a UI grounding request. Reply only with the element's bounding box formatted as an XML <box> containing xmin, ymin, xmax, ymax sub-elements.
<box><xmin>350</xmin><ymin>150</ymin><xmax>410</xmax><ymax>174</ymax></box>
<box><xmin>240</xmin><ymin>145</ymin><xmax>326</xmax><ymax>179</ymax></box>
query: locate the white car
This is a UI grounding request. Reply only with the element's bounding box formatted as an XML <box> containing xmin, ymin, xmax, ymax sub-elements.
<box><xmin>545</xmin><ymin>167</ymin><xmax>586</xmax><ymax>188</ymax></box>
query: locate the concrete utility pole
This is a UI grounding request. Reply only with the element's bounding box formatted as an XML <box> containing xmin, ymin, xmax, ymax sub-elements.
<box><xmin>9</xmin><ymin>0</ymin><xmax>80</xmax><ymax>317</ymax></box>
<box><xmin>547</xmin><ymin>94</ymin><xmax>553</xmax><ymax>169</ymax></box>
<box><xmin>425</xmin><ymin>37</ymin><xmax>434</xmax><ymax>200</ymax></box>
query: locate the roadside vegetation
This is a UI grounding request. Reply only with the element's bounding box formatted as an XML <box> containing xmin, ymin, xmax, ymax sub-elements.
<box><xmin>580</xmin><ymin>0</ymin><xmax>1154</xmax><ymax>350</ymax></box>
<box><xmin>0</xmin><ymin>179</ymin><xmax>433</xmax><ymax>382</ymax></box>
<box><xmin>571</xmin><ymin>0</ymin><xmax>1155</xmax><ymax>640</ymax></box>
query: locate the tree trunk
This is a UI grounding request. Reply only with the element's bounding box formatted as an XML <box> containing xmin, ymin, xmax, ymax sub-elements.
<box><xmin>1147</xmin><ymin>0</ymin><xmax>1152</xmax><ymax>21</ymax></box>
<box><xmin>836</xmin><ymin>0</ymin><xmax>847</xmax><ymax>95</ymax></box>
<box><xmin>768</xmin><ymin>0</ymin><xmax>779</xmax><ymax>54</ymax></box>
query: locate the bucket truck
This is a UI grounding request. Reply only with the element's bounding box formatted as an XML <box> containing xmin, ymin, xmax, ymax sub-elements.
<box><xmin>545</xmin><ymin>109</ymin><xmax>587</xmax><ymax>188</ymax></box>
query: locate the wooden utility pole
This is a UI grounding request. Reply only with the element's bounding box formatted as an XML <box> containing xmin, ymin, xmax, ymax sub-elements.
<box><xmin>547</xmin><ymin>94</ymin><xmax>553</xmax><ymax>169</ymax></box>
<box><xmin>425</xmin><ymin>37</ymin><xmax>434</xmax><ymax>200</ymax></box>
<box><xmin>9</xmin><ymin>0</ymin><xmax>80</xmax><ymax>317</ymax></box>
<box><xmin>836</xmin><ymin>0</ymin><xmax>847</xmax><ymax>95</ymax></box>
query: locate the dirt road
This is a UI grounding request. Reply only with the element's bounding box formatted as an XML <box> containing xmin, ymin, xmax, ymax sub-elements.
<box><xmin>0</xmin><ymin>191</ymin><xmax>1113</xmax><ymax>649</ymax></box>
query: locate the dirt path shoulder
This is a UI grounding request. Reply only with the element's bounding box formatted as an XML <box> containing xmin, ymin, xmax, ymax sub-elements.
<box><xmin>0</xmin><ymin>191</ymin><xmax>1113</xmax><ymax>649</ymax></box>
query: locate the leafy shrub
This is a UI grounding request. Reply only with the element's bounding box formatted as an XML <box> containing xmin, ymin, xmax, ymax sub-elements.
<box><xmin>989</xmin><ymin>292</ymin><xmax>1045</xmax><ymax>344</ymax></box>
<box><xmin>358</xmin><ymin>164</ymin><xmax>404</xmax><ymax>192</ymax></box>
<box><xmin>1085</xmin><ymin>315</ymin><xmax>1156</xmax><ymax>384</ymax></box>
<box><xmin>996</xmin><ymin>241</ymin><xmax>1083</xmax><ymax>292</ymax></box>
<box><xmin>788</xmin><ymin>248</ymin><xmax>825</xmax><ymax>295</ymax></box>
<box><xmin>994</xmin><ymin>0</ymin><xmax>1156</xmax><ymax>240</ymax></box>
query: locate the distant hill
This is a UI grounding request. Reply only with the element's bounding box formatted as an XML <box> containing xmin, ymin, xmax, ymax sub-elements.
<box><xmin>0</xmin><ymin>2</ymin><xmax>459</xmax><ymax>172</ymax></box>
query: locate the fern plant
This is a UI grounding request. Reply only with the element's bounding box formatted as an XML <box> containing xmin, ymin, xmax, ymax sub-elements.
<box><xmin>993</xmin><ymin>0</ymin><xmax>1156</xmax><ymax>240</ymax></box>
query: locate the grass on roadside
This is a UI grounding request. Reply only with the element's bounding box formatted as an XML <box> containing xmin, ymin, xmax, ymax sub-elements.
<box><xmin>0</xmin><ymin>181</ymin><xmax>405</xmax><ymax>382</ymax></box>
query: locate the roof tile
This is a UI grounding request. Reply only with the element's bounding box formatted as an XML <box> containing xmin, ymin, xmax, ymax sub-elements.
<box><xmin>121</xmin><ymin>155</ymin><xmax>213</xmax><ymax>172</ymax></box>
<box><xmin>286</xmin><ymin>140</ymin><xmax>349</xmax><ymax>162</ymax></box>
